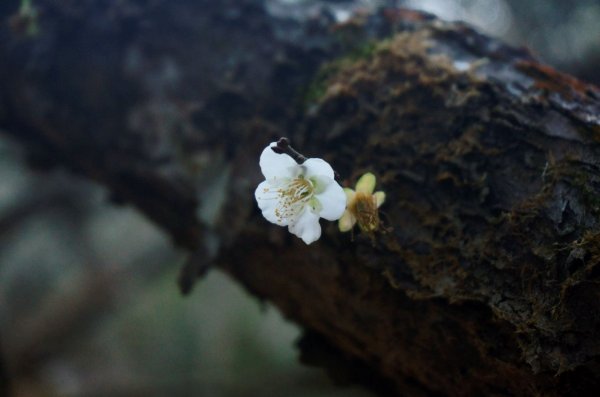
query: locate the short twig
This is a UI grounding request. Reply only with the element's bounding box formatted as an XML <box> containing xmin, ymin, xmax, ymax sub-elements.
<box><xmin>271</xmin><ymin>137</ymin><xmax>341</xmax><ymax>181</ymax></box>
<box><xmin>271</xmin><ymin>137</ymin><xmax>307</xmax><ymax>164</ymax></box>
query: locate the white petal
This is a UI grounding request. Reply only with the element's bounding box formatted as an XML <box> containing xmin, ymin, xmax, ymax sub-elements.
<box><xmin>303</xmin><ymin>158</ymin><xmax>335</xmax><ymax>179</ymax></box>
<box><xmin>315</xmin><ymin>180</ymin><xmax>347</xmax><ymax>221</ymax></box>
<box><xmin>288</xmin><ymin>208</ymin><xmax>321</xmax><ymax>244</ymax></box>
<box><xmin>259</xmin><ymin>142</ymin><xmax>298</xmax><ymax>180</ymax></box>
<box><xmin>255</xmin><ymin>180</ymin><xmax>289</xmax><ymax>226</ymax></box>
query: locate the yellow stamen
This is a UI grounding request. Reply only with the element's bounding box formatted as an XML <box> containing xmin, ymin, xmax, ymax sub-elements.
<box><xmin>275</xmin><ymin>176</ymin><xmax>314</xmax><ymax>222</ymax></box>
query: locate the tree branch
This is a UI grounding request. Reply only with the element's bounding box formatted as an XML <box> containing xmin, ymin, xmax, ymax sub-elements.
<box><xmin>1</xmin><ymin>2</ymin><xmax>599</xmax><ymax>396</ymax></box>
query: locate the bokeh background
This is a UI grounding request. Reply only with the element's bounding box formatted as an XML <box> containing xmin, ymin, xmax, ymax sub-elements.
<box><xmin>1</xmin><ymin>1</ymin><xmax>598</xmax><ymax>396</ymax></box>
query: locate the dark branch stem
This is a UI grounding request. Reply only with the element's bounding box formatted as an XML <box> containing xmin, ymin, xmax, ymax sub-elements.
<box><xmin>271</xmin><ymin>137</ymin><xmax>341</xmax><ymax>181</ymax></box>
<box><xmin>271</xmin><ymin>137</ymin><xmax>307</xmax><ymax>164</ymax></box>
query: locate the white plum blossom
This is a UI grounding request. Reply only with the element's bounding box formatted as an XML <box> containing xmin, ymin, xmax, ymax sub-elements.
<box><xmin>255</xmin><ymin>142</ymin><xmax>346</xmax><ymax>244</ymax></box>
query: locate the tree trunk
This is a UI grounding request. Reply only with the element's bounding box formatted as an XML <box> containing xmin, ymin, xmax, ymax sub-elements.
<box><xmin>1</xmin><ymin>1</ymin><xmax>599</xmax><ymax>395</ymax></box>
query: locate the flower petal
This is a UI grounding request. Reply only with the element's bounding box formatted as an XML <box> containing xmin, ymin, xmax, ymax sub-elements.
<box><xmin>303</xmin><ymin>158</ymin><xmax>335</xmax><ymax>179</ymax></box>
<box><xmin>344</xmin><ymin>188</ymin><xmax>356</xmax><ymax>204</ymax></box>
<box><xmin>355</xmin><ymin>172</ymin><xmax>376</xmax><ymax>194</ymax></box>
<box><xmin>255</xmin><ymin>180</ymin><xmax>289</xmax><ymax>226</ymax></box>
<box><xmin>338</xmin><ymin>210</ymin><xmax>356</xmax><ymax>232</ymax></box>
<box><xmin>288</xmin><ymin>208</ymin><xmax>321</xmax><ymax>244</ymax></box>
<box><xmin>315</xmin><ymin>179</ymin><xmax>346</xmax><ymax>221</ymax></box>
<box><xmin>374</xmin><ymin>191</ymin><xmax>386</xmax><ymax>207</ymax></box>
<box><xmin>259</xmin><ymin>142</ymin><xmax>298</xmax><ymax>180</ymax></box>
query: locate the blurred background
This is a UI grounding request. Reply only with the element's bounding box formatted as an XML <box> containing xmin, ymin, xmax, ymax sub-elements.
<box><xmin>0</xmin><ymin>1</ymin><xmax>598</xmax><ymax>396</ymax></box>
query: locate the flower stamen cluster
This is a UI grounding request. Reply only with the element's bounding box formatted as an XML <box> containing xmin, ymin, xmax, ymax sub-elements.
<box><xmin>272</xmin><ymin>175</ymin><xmax>315</xmax><ymax>223</ymax></box>
<box><xmin>339</xmin><ymin>172</ymin><xmax>386</xmax><ymax>235</ymax></box>
<box><xmin>255</xmin><ymin>142</ymin><xmax>346</xmax><ymax>244</ymax></box>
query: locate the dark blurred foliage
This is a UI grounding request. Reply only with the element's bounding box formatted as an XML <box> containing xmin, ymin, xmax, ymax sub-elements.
<box><xmin>0</xmin><ymin>1</ymin><xmax>597</xmax><ymax>396</ymax></box>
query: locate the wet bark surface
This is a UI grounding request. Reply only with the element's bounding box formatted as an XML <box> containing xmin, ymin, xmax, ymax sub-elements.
<box><xmin>1</xmin><ymin>1</ymin><xmax>599</xmax><ymax>396</ymax></box>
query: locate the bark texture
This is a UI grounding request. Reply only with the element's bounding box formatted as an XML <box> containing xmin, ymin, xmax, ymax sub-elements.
<box><xmin>1</xmin><ymin>1</ymin><xmax>599</xmax><ymax>396</ymax></box>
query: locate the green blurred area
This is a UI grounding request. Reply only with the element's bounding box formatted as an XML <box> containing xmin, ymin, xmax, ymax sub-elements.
<box><xmin>0</xmin><ymin>139</ymin><xmax>373</xmax><ymax>396</ymax></box>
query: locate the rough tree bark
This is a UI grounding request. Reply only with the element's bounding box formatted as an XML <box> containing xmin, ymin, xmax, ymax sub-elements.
<box><xmin>1</xmin><ymin>1</ymin><xmax>599</xmax><ymax>396</ymax></box>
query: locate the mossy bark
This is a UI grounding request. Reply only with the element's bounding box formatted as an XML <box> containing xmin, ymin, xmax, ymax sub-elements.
<box><xmin>1</xmin><ymin>2</ymin><xmax>599</xmax><ymax>396</ymax></box>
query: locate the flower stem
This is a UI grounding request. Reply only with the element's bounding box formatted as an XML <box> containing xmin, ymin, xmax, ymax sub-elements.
<box><xmin>271</xmin><ymin>137</ymin><xmax>307</xmax><ymax>165</ymax></box>
<box><xmin>272</xmin><ymin>137</ymin><xmax>341</xmax><ymax>182</ymax></box>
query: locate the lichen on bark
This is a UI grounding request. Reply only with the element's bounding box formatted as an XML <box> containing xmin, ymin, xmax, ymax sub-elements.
<box><xmin>296</xmin><ymin>18</ymin><xmax>600</xmax><ymax>391</ymax></box>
